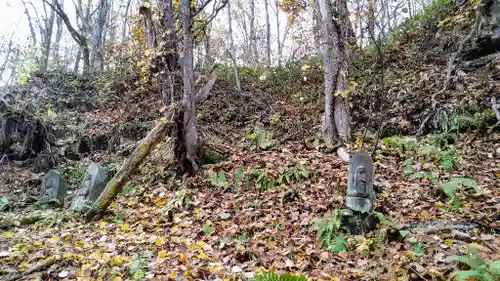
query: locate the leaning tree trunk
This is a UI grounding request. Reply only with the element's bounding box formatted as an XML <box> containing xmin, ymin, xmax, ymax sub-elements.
<box><xmin>84</xmin><ymin>69</ymin><xmax>218</xmax><ymax>222</ymax></box>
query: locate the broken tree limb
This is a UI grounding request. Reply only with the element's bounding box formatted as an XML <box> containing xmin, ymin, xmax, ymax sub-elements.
<box><xmin>84</xmin><ymin>115</ymin><xmax>174</xmax><ymax>222</ymax></box>
<box><xmin>2</xmin><ymin>258</ymin><xmax>57</xmax><ymax>281</ymax></box>
<box><xmin>84</xmin><ymin>73</ymin><xmax>218</xmax><ymax>222</ymax></box>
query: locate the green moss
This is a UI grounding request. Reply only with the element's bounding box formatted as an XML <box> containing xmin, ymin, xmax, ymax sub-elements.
<box><xmin>202</xmin><ymin>148</ymin><xmax>226</xmax><ymax>164</ymax></box>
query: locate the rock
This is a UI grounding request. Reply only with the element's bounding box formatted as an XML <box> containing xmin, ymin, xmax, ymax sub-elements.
<box><xmin>346</xmin><ymin>152</ymin><xmax>374</xmax><ymax>213</ymax></box>
<box><xmin>37</xmin><ymin>170</ymin><xmax>68</xmax><ymax>207</ymax></box>
<box><xmin>70</xmin><ymin>163</ymin><xmax>108</xmax><ymax>212</ymax></box>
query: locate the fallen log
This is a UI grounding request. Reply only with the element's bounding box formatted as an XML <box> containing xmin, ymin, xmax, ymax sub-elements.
<box><xmin>84</xmin><ymin>114</ymin><xmax>175</xmax><ymax>222</ymax></box>
<box><xmin>1</xmin><ymin>258</ymin><xmax>57</xmax><ymax>281</ymax></box>
<box><xmin>84</xmin><ymin>70</ymin><xmax>218</xmax><ymax>222</ymax></box>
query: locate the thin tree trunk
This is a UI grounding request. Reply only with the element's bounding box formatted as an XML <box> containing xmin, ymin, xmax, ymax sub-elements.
<box><xmin>140</xmin><ymin>1</ymin><xmax>156</xmax><ymax>51</ymax></box>
<box><xmin>53</xmin><ymin>0</ymin><xmax>64</xmax><ymax>69</ymax></box>
<box><xmin>40</xmin><ymin>0</ymin><xmax>56</xmax><ymax>72</ymax></box>
<box><xmin>74</xmin><ymin>48</ymin><xmax>81</xmax><ymax>74</ymax></box>
<box><xmin>227</xmin><ymin>0</ymin><xmax>241</xmax><ymax>91</ymax></box>
<box><xmin>0</xmin><ymin>29</ymin><xmax>16</xmax><ymax>79</ymax></box>
<box><xmin>121</xmin><ymin>0</ymin><xmax>133</xmax><ymax>44</ymax></box>
<box><xmin>180</xmin><ymin>0</ymin><xmax>200</xmax><ymax>174</ymax></box>
<box><xmin>249</xmin><ymin>0</ymin><xmax>258</xmax><ymax>65</ymax></box>
<box><xmin>90</xmin><ymin>0</ymin><xmax>110</xmax><ymax>69</ymax></box>
<box><xmin>204</xmin><ymin>25</ymin><xmax>212</xmax><ymax>65</ymax></box>
<box><xmin>265</xmin><ymin>0</ymin><xmax>272</xmax><ymax>66</ymax></box>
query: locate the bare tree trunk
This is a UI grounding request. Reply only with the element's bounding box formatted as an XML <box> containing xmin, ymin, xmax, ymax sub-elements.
<box><xmin>249</xmin><ymin>0</ymin><xmax>258</xmax><ymax>65</ymax></box>
<box><xmin>180</xmin><ymin>0</ymin><xmax>200</xmax><ymax>174</ymax></box>
<box><xmin>140</xmin><ymin>0</ymin><xmax>157</xmax><ymax>51</ymax></box>
<box><xmin>121</xmin><ymin>0</ymin><xmax>133</xmax><ymax>44</ymax></box>
<box><xmin>367</xmin><ymin>0</ymin><xmax>376</xmax><ymax>41</ymax></box>
<box><xmin>318</xmin><ymin>0</ymin><xmax>351</xmax><ymax>144</ymax></box>
<box><xmin>227</xmin><ymin>0</ymin><xmax>241</xmax><ymax>91</ymax></box>
<box><xmin>312</xmin><ymin>0</ymin><xmax>321</xmax><ymax>52</ymax></box>
<box><xmin>40</xmin><ymin>0</ymin><xmax>56</xmax><ymax>72</ymax></box>
<box><xmin>21</xmin><ymin>0</ymin><xmax>38</xmax><ymax>47</ymax></box>
<box><xmin>53</xmin><ymin>0</ymin><xmax>64</xmax><ymax>69</ymax></box>
<box><xmin>204</xmin><ymin>24</ymin><xmax>213</xmax><ymax>66</ymax></box>
<box><xmin>265</xmin><ymin>0</ymin><xmax>272</xmax><ymax>66</ymax></box>
<box><xmin>90</xmin><ymin>0</ymin><xmax>110</xmax><ymax>69</ymax></box>
<box><xmin>0</xmin><ymin>29</ymin><xmax>16</xmax><ymax>79</ymax></box>
<box><xmin>74</xmin><ymin>48</ymin><xmax>81</xmax><ymax>74</ymax></box>
<box><xmin>44</xmin><ymin>0</ymin><xmax>90</xmax><ymax>73</ymax></box>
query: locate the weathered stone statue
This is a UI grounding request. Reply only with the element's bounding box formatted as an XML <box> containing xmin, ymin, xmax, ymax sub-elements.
<box><xmin>346</xmin><ymin>152</ymin><xmax>374</xmax><ymax>213</ymax></box>
<box><xmin>340</xmin><ymin>151</ymin><xmax>378</xmax><ymax>234</ymax></box>
<box><xmin>37</xmin><ymin>170</ymin><xmax>68</xmax><ymax>207</ymax></box>
<box><xmin>70</xmin><ymin>163</ymin><xmax>108</xmax><ymax>212</ymax></box>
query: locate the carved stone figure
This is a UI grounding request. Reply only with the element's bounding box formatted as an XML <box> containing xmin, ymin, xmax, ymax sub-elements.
<box><xmin>70</xmin><ymin>163</ymin><xmax>108</xmax><ymax>212</ymax></box>
<box><xmin>37</xmin><ymin>170</ymin><xmax>68</xmax><ymax>207</ymax></box>
<box><xmin>346</xmin><ymin>152</ymin><xmax>374</xmax><ymax>213</ymax></box>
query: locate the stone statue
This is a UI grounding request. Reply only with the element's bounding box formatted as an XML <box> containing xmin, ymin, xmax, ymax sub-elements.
<box><xmin>37</xmin><ymin>170</ymin><xmax>68</xmax><ymax>207</ymax></box>
<box><xmin>346</xmin><ymin>152</ymin><xmax>374</xmax><ymax>213</ymax></box>
<box><xmin>70</xmin><ymin>163</ymin><xmax>108</xmax><ymax>212</ymax></box>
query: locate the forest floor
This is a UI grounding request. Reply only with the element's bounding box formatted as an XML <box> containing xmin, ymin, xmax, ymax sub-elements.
<box><xmin>1</xmin><ymin>2</ymin><xmax>500</xmax><ymax>280</ymax></box>
<box><xmin>0</xmin><ymin>101</ymin><xmax>499</xmax><ymax>280</ymax></box>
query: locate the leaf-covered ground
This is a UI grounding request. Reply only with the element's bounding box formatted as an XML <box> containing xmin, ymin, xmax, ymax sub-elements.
<box><xmin>1</xmin><ymin>132</ymin><xmax>498</xmax><ymax>280</ymax></box>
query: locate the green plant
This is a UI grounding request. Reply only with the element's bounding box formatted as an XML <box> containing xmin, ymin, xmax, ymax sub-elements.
<box><xmin>447</xmin><ymin>248</ymin><xmax>500</xmax><ymax>281</ymax></box>
<box><xmin>254</xmin><ymin>271</ymin><xmax>308</xmax><ymax>281</ymax></box>
<box><xmin>244</xmin><ymin>123</ymin><xmax>275</xmax><ymax>151</ymax></box>
<box><xmin>208</xmin><ymin>169</ymin><xmax>229</xmax><ymax>189</ymax></box>
<box><xmin>310</xmin><ymin>210</ymin><xmax>348</xmax><ymax>253</ymax></box>
<box><xmin>203</xmin><ymin>220</ymin><xmax>214</xmax><ymax>236</ymax></box>
<box><xmin>412</xmin><ymin>243</ymin><xmax>427</xmax><ymax>256</ymax></box>
<box><xmin>374</xmin><ymin>212</ymin><xmax>410</xmax><ymax>238</ymax></box>
<box><xmin>440</xmin><ymin>177</ymin><xmax>479</xmax><ymax>212</ymax></box>
<box><xmin>164</xmin><ymin>188</ymin><xmax>192</xmax><ymax>216</ymax></box>
<box><xmin>129</xmin><ymin>251</ymin><xmax>152</xmax><ymax>280</ymax></box>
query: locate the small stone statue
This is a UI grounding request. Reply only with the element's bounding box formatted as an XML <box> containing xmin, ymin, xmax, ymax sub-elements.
<box><xmin>346</xmin><ymin>152</ymin><xmax>374</xmax><ymax>213</ymax></box>
<box><xmin>70</xmin><ymin>163</ymin><xmax>108</xmax><ymax>212</ymax></box>
<box><xmin>37</xmin><ymin>170</ymin><xmax>68</xmax><ymax>207</ymax></box>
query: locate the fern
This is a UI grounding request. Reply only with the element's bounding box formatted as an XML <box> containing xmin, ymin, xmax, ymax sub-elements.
<box><xmin>447</xmin><ymin>249</ymin><xmax>500</xmax><ymax>281</ymax></box>
<box><xmin>130</xmin><ymin>251</ymin><xmax>152</xmax><ymax>280</ymax></box>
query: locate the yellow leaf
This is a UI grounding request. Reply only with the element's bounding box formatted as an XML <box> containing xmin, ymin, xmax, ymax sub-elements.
<box><xmin>126</xmin><ymin>200</ymin><xmax>137</xmax><ymax>207</ymax></box>
<box><xmin>170</xmin><ymin>226</ymin><xmax>180</xmax><ymax>234</ymax></box>
<box><xmin>33</xmin><ymin>240</ymin><xmax>43</xmax><ymax>246</ymax></box>
<box><xmin>196</xmin><ymin>251</ymin><xmax>209</xmax><ymax>260</ymax></box>
<box><xmin>301</xmin><ymin>64</ymin><xmax>310</xmax><ymax>71</ymax></box>
<box><xmin>155</xmin><ymin>237</ymin><xmax>166</xmax><ymax>246</ymax></box>
<box><xmin>51</xmin><ymin>235</ymin><xmax>60</xmax><ymax>241</ymax></box>
<box><xmin>110</xmin><ymin>202</ymin><xmax>120</xmax><ymax>210</ymax></box>
<box><xmin>159</xmin><ymin>106</ymin><xmax>167</xmax><ymax>112</ymax></box>
<box><xmin>47</xmin><ymin>107</ymin><xmax>57</xmax><ymax>117</ymax></box>
<box><xmin>158</xmin><ymin>250</ymin><xmax>168</xmax><ymax>258</ymax></box>
<box><xmin>63</xmin><ymin>252</ymin><xmax>73</xmax><ymax>259</ymax></box>
<box><xmin>81</xmin><ymin>263</ymin><xmax>93</xmax><ymax>277</ymax></box>
<box><xmin>110</xmin><ymin>255</ymin><xmax>124</xmax><ymax>265</ymax></box>
<box><xmin>121</xmin><ymin>223</ymin><xmax>131</xmax><ymax>232</ymax></box>
<box><xmin>444</xmin><ymin>239</ymin><xmax>454</xmax><ymax>245</ymax></box>
<box><xmin>159</xmin><ymin>117</ymin><xmax>169</xmax><ymax>124</ymax></box>
<box><xmin>195</xmin><ymin>240</ymin><xmax>204</xmax><ymax>248</ymax></box>
<box><xmin>99</xmin><ymin>221</ymin><xmax>107</xmax><ymax>229</ymax></box>
<box><xmin>144</xmin><ymin>2</ymin><xmax>151</xmax><ymax>9</ymax></box>
<box><xmin>2</xmin><ymin>232</ymin><xmax>15</xmax><ymax>238</ymax></box>
<box><xmin>259</xmin><ymin>75</ymin><xmax>266</xmax><ymax>81</ymax></box>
